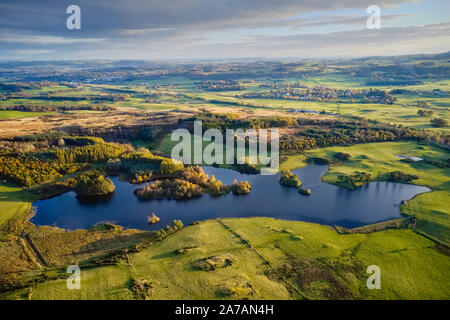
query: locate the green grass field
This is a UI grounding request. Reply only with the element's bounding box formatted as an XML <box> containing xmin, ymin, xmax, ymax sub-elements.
<box><xmin>0</xmin><ymin>110</ymin><xmax>54</xmax><ymax>119</ymax></box>
<box><xmin>1</xmin><ymin>218</ymin><xmax>448</xmax><ymax>300</ymax></box>
<box><xmin>304</xmin><ymin>141</ymin><xmax>449</xmax><ymax>190</ymax></box>
<box><xmin>282</xmin><ymin>141</ymin><xmax>450</xmax><ymax>244</ymax></box>
<box><xmin>2</xmin><ymin>80</ymin><xmax>448</xmax><ymax>132</ymax></box>
<box><xmin>402</xmin><ymin>190</ymin><xmax>450</xmax><ymax>244</ymax></box>
<box><xmin>0</xmin><ymin>264</ymin><xmax>134</xmax><ymax>300</ymax></box>
<box><xmin>0</xmin><ymin>184</ymin><xmax>33</xmax><ymax>230</ymax></box>
<box><xmin>238</xmin><ymin>98</ymin><xmax>448</xmax><ymax>132</ymax></box>
<box><xmin>279</xmin><ymin>154</ymin><xmax>308</xmax><ymax>171</ymax></box>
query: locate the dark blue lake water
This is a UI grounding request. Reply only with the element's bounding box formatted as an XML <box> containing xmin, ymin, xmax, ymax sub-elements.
<box><xmin>32</xmin><ymin>165</ymin><xmax>430</xmax><ymax>230</ymax></box>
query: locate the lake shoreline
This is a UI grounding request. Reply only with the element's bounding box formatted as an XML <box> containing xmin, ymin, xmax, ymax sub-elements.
<box><xmin>31</xmin><ymin>164</ymin><xmax>431</xmax><ymax>231</ymax></box>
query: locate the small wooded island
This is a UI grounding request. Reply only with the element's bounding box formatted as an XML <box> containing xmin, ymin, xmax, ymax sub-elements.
<box><xmin>279</xmin><ymin>170</ymin><xmax>302</xmax><ymax>187</ymax></box>
<box><xmin>75</xmin><ymin>170</ymin><xmax>115</xmax><ymax>197</ymax></box>
<box><xmin>279</xmin><ymin>170</ymin><xmax>311</xmax><ymax>195</ymax></box>
<box><xmin>134</xmin><ymin>165</ymin><xmax>252</xmax><ymax>200</ymax></box>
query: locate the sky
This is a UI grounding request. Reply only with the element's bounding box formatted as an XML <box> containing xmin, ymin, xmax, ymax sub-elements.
<box><xmin>0</xmin><ymin>0</ymin><xmax>449</xmax><ymax>60</ymax></box>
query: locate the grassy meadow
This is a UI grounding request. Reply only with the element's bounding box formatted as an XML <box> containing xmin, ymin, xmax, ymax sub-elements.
<box><xmin>0</xmin><ymin>184</ymin><xmax>33</xmax><ymax>231</ymax></box>
<box><xmin>0</xmin><ymin>78</ymin><xmax>448</xmax><ymax>133</ymax></box>
<box><xmin>282</xmin><ymin>141</ymin><xmax>450</xmax><ymax>245</ymax></box>
<box><xmin>0</xmin><ymin>110</ymin><xmax>54</xmax><ymax>119</ymax></box>
<box><xmin>1</xmin><ymin>218</ymin><xmax>448</xmax><ymax>300</ymax></box>
<box><xmin>304</xmin><ymin>141</ymin><xmax>449</xmax><ymax>190</ymax></box>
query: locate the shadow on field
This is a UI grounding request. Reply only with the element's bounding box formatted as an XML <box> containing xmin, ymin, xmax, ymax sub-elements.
<box><xmin>72</xmin><ymin>232</ymin><xmax>150</xmax><ymax>256</ymax></box>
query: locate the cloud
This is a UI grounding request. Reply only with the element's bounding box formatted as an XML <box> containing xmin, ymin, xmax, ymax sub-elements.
<box><xmin>118</xmin><ymin>28</ymin><xmax>175</xmax><ymax>35</ymax></box>
<box><xmin>0</xmin><ymin>0</ymin><xmax>446</xmax><ymax>60</ymax></box>
<box><xmin>0</xmin><ymin>33</ymin><xmax>105</xmax><ymax>45</ymax></box>
<box><xmin>217</xmin><ymin>23</ymin><xmax>450</xmax><ymax>58</ymax></box>
<box><xmin>0</xmin><ymin>0</ymin><xmax>416</xmax><ymax>34</ymax></box>
<box><xmin>11</xmin><ymin>49</ymin><xmax>53</xmax><ymax>55</ymax></box>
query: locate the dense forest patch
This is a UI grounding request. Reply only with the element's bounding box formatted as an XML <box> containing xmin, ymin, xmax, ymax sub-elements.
<box><xmin>75</xmin><ymin>171</ymin><xmax>115</xmax><ymax>197</ymax></box>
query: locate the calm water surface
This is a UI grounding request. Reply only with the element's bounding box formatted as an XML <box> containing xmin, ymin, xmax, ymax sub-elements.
<box><xmin>32</xmin><ymin>165</ymin><xmax>430</xmax><ymax>230</ymax></box>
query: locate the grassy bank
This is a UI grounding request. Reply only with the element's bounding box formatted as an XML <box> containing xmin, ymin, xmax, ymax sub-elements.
<box><xmin>0</xmin><ymin>184</ymin><xmax>33</xmax><ymax>232</ymax></box>
<box><xmin>282</xmin><ymin>141</ymin><xmax>450</xmax><ymax>244</ymax></box>
<box><xmin>304</xmin><ymin>141</ymin><xmax>449</xmax><ymax>190</ymax></box>
<box><xmin>402</xmin><ymin>190</ymin><xmax>450</xmax><ymax>244</ymax></box>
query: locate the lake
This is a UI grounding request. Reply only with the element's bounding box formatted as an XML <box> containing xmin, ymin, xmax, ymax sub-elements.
<box><xmin>32</xmin><ymin>165</ymin><xmax>430</xmax><ymax>230</ymax></box>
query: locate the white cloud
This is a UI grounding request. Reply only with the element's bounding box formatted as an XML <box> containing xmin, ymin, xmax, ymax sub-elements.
<box><xmin>0</xmin><ymin>34</ymin><xmax>105</xmax><ymax>45</ymax></box>
<box><xmin>0</xmin><ymin>0</ymin><xmax>446</xmax><ymax>59</ymax></box>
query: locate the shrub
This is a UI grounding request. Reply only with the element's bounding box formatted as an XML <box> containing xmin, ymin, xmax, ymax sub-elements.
<box><xmin>176</xmin><ymin>246</ymin><xmax>198</xmax><ymax>255</ymax></box>
<box><xmin>386</xmin><ymin>171</ymin><xmax>419</xmax><ymax>183</ymax></box>
<box><xmin>159</xmin><ymin>159</ymin><xmax>184</xmax><ymax>174</ymax></box>
<box><xmin>90</xmin><ymin>223</ymin><xmax>123</xmax><ymax>232</ymax></box>
<box><xmin>337</xmin><ymin>171</ymin><xmax>371</xmax><ymax>188</ymax></box>
<box><xmin>193</xmin><ymin>253</ymin><xmax>236</xmax><ymax>271</ymax></box>
<box><xmin>132</xmin><ymin>278</ymin><xmax>153</xmax><ymax>300</ymax></box>
<box><xmin>153</xmin><ymin>220</ymin><xmax>183</xmax><ymax>240</ymax></box>
<box><xmin>57</xmin><ymin>138</ymin><xmax>65</xmax><ymax>147</ymax></box>
<box><xmin>147</xmin><ymin>213</ymin><xmax>160</xmax><ymax>225</ymax></box>
<box><xmin>299</xmin><ymin>187</ymin><xmax>311</xmax><ymax>195</ymax></box>
<box><xmin>311</xmin><ymin>157</ymin><xmax>330</xmax><ymax>165</ymax></box>
<box><xmin>431</xmin><ymin>118</ymin><xmax>448</xmax><ymax>127</ymax></box>
<box><xmin>232</xmin><ymin>179</ymin><xmax>252</xmax><ymax>194</ymax></box>
<box><xmin>334</xmin><ymin>152</ymin><xmax>351</xmax><ymax>161</ymax></box>
<box><xmin>206</xmin><ymin>175</ymin><xmax>229</xmax><ymax>196</ymax></box>
<box><xmin>181</xmin><ymin>165</ymin><xmax>209</xmax><ymax>187</ymax></box>
<box><xmin>218</xmin><ymin>282</ymin><xmax>255</xmax><ymax>298</ymax></box>
<box><xmin>417</xmin><ymin>109</ymin><xmax>434</xmax><ymax>116</ymax></box>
